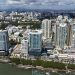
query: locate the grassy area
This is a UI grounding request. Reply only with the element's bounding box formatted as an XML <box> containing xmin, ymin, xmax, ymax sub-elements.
<box><xmin>68</xmin><ymin>64</ymin><xmax>75</xmax><ymax>70</ymax></box>
<box><xmin>10</xmin><ymin>58</ymin><xmax>75</xmax><ymax>70</ymax></box>
<box><xmin>10</xmin><ymin>58</ymin><xmax>66</xmax><ymax>70</ymax></box>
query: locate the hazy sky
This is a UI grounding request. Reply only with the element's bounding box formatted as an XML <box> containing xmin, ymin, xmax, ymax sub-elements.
<box><xmin>0</xmin><ymin>0</ymin><xmax>75</xmax><ymax>9</ymax></box>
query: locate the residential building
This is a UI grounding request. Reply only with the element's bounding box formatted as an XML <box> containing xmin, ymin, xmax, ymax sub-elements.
<box><xmin>21</xmin><ymin>39</ymin><xmax>28</xmax><ymax>59</ymax></box>
<box><xmin>66</xmin><ymin>22</ymin><xmax>73</xmax><ymax>48</ymax></box>
<box><xmin>42</xmin><ymin>19</ymin><xmax>52</xmax><ymax>39</ymax></box>
<box><xmin>28</xmin><ymin>30</ymin><xmax>42</xmax><ymax>56</ymax></box>
<box><xmin>72</xmin><ymin>24</ymin><xmax>75</xmax><ymax>48</ymax></box>
<box><xmin>55</xmin><ymin>23</ymin><xmax>67</xmax><ymax>50</ymax></box>
<box><xmin>0</xmin><ymin>30</ymin><xmax>9</xmax><ymax>55</ymax></box>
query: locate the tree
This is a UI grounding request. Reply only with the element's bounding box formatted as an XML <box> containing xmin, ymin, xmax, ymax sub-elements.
<box><xmin>19</xmin><ymin>33</ymin><xmax>23</xmax><ymax>37</ymax></box>
<box><xmin>0</xmin><ymin>22</ymin><xmax>8</xmax><ymax>30</ymax></box>
<box><xmin>9</xmin><ymin>39</ymin><xmax>17</xmax><ymax>46</ymax></box>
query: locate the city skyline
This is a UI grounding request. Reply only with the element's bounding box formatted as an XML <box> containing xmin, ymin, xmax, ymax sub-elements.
<box><xmin>0</xmin><ymin>0</ymin><xmax>75</xmax><ymax>10</ymax></box>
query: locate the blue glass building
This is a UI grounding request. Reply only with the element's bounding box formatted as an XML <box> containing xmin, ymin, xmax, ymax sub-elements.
<box><xmin>0</xmin><ymin>30</ymin><xmax>9</xmax><ymax>55</ymax></box>
<box><xmin>28</xmin><ymin>30</ymin><xmax>42</xmax><ymax>56</ymax></box>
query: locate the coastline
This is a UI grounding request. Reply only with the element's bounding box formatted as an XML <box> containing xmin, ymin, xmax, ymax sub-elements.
<box><xmin>12</xmin><ymin>63</ymin><xmax>74</xmax><ymax>72</ymax></box>
<box><xmin>0</xmin><ymin>58</ymin><xmax>75</xmax><ymax>73</ymax></box>
<box><xmin>16</xmin><ymin>64</ymin><xmax>75</xmax><ymax>73</ymax></box>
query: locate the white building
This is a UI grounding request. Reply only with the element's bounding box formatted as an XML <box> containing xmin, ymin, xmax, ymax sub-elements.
<box><xmin>57</xmin><ymin>15</ymin><xmax>63</xmax><ymax>21</ymax></box>
<box><xmin>6</xmin><ymin>26</ymin><xmax>19</xmax><ymax>35</ymax></box>
<box><xmin>42</xmin><ymin>19</ymin><xmax>52</xmax><ymax>39</ymax></box>
<box><xmin>55</xmin><ymin>23</ymin><xmax>67</xmax><ymax>50</ymax></box>
<box><xmin>21</xmin><ymin>39</ymin><xmax>28</xmax><ymax>59</ymax></box>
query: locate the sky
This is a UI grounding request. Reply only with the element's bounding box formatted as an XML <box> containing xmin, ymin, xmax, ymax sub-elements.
<box><xmin>0</xmin><ymin>0</ymin><xmax>75</xmax><ymax>10</ymax></box>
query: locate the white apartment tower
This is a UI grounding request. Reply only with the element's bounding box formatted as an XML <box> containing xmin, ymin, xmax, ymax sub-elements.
<box><xmin>42</xmin><ymin>19</ymin><xmax>52</xmax><ymax>39</ymax></box>
<box><xmin>55</xmin><ymin>23</ymin><xmax>67</xmax><ymax>50</ymax></box>
<box><xmin>21</xmin><ymin>39</ymin><xmax>28</xmax><ymax>58</ymax></box>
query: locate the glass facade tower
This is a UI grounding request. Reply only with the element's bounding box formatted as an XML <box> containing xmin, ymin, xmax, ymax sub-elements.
<box><xmin>28</xmin><ymin>30</ymin><xmax>42</xmax><ymax>56</ymax></box>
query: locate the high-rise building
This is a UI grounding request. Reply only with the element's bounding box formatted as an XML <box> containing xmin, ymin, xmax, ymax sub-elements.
<box><xmin>55</xmin><ymin>23</ymin><xmax>67</xmax><ymax>50</ymax></box>
<box><xmin>28</xmin><ymin>30</ymin><xmax>42</xmax><ymax>56</ymax></box>
<box><xmin>21</xmin><ymin>39</ymin><xmax>28</xmax><ymax>59</ymax></box>
<box><xmin>42</xmin><ymin>19</ymin><xmax>52</xmax><ymax>39</ymax></box>
<box><xmin>0</xmin><ymin>30</ymin><xmax>9</xmax><ymax>55</ymax></box>
<box><xmin>57</xmin><ymin>15</ymin><xmax>63</xmax><ymax>22</ymax></box>
<box><xmin>72</xmin><ymin>24</ymin><xmax>75</xmax><ymax>48</ymax></box>
<box><xmin>66</xmin><ymin>22</ymin><xmax>72</xmax><ymax>48</ymax></box>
